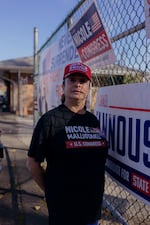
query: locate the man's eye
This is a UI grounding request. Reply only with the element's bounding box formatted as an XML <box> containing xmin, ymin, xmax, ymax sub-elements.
<box><xmin>69</xmin><ymin>78</ymin><xmax>88</xmax><ymax>83</ymax></box>
<box><xmin>80</xmin><ymin>79</ymin><xmax>87</xmax><ymax>83</ymax></box>
<box><xmin>70</xmin><ymin>78</ymin><xmax>76</xmax><ymax>82</ymax></box>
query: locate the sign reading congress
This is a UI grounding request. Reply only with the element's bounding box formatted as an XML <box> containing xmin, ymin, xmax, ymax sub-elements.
<box><xmin>69</xmin><ymin>0</ymin><xmax>116</xmax><ymax>69</ymax></box>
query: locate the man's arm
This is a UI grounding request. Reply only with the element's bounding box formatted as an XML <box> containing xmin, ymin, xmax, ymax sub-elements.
<box><xmin>26</xmin><ymin>156</ymin><xmax>45</xmax><ymax>192</ymax></box>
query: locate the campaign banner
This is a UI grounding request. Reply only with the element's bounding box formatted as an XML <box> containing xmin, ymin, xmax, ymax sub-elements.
<box><xmin>69</xmin><ymin>0</ymin><xmax>116</xmax><ymax>69</ymax></box>
<box><xmin>38</xmin><ymin>31</ymin><xmax>80</xmax><ymax>115</ymax></box>
<box><xmin>144</xmin><ymin>0</ymin><xmax>150</xmax><ymax>39</ymax></box>
<box><xmin>94</xmin><ymin>82</ymin><xmax>150</xmax><ymax>206</ymax></box>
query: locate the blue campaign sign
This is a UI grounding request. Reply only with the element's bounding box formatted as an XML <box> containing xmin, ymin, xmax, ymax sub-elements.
<box><xmin>69</xmin><ymin>1</ymin><xmax>116</xmax><ymax>68</ymax></box>
<box><xmin>70</xmin><ymin>2</ymin><xmax>104</xmax><ymax>49</ymax></box>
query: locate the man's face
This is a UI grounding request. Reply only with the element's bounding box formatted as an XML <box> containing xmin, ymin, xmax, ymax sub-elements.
<box><xmin>63</xmin><ymin>74</ymin><xmax>90</xmax><ymax>102</ymax></box>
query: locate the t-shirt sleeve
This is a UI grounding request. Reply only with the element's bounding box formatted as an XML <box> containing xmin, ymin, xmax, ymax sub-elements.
<box><xmin>28</xmin><ymin>115</ymin><xmax>50</xmax><ymax>162</ymax></box>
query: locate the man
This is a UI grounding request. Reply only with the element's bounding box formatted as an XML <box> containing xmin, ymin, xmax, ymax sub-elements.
<box><xmin>27</xmin><ymin>62</ymin><xmax>108</xmax><ymax>225</ymax></box>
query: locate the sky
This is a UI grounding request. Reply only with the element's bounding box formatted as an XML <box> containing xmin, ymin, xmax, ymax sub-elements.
<box><xmin>0</xmin><ymin>0</ymin><xmax>80</xmax><ymax>61</ymax></box>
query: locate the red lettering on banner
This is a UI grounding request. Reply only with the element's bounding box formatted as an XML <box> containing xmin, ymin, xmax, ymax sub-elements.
<box><xmin>78</xmin><ymin>30</ymin><xmax>111</xmax><ymax>62</ymax></box>
<box><xmin>131</xmin><ymin>173</ymin><xmax>150</xmax><ymax>196</ymax></box>
<box><xmin>66</xmin><ymin>140</ymin><xmax>107</xmax><ymax>149</ymax></box>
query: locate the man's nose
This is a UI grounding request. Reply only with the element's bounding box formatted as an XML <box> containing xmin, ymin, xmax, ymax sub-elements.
<box><xmin>74</xmin><ymin>80</ymin><xmax>82</xmax><ymax>85</ymax></box>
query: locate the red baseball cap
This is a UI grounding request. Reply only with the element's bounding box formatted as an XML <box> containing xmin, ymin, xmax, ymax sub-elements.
<box><xmin>63</xmin><ymin>62</ymin><xmax>92</xmax><ymax>81</ymax></box>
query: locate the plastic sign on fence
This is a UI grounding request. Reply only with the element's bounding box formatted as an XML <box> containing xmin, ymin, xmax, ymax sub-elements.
<box><xmin>38</xmin><ymin>31</ymin><xmax>80</xmax><ymax>115</ymax></box>
<box><xmin>94</xmin><ymin>82</ymin><xmax>150</xmax><ymax>206</ymax></box>
<box><xmin>69</xmin><ymin>0</ymin><xmax>116</xmax><ymax>69</ymax></box>
<box><xmin>145</xmin><ymin>0</ymin><xmax>150</xmax><ymax>39</ymax></box>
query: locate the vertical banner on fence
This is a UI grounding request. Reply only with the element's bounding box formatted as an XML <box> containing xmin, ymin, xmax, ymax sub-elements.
<box><xmin>38</xmin><ymin>31</ymin><xmax>80</xmax><ymax>115</ymax></box>
<box><xmin>69</xmin><ymin>0</ymin><xmax>116</xmax><ymax>69</ymax></box>
<box><xmin>144</xmin><ymin>0</ymin><xmax>150</xmax><ymax>38</ymax></box>
<box><xmin>94</xmin><ymin>82</ymin><xmax>150</xmax><ymax>206</ymax></box>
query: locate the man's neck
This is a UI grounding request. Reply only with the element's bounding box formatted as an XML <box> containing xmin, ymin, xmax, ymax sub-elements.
<box><xmin>64</xmin><ymin>101</ymin><xmax>86</xmax><ymax>114</ymax></box>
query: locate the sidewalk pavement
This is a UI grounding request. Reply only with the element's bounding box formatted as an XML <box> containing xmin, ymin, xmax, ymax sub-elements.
<box><xmin>0</xmin><ymin>113</ymin><xmax>48</xmax><ymax>225</ymax></box>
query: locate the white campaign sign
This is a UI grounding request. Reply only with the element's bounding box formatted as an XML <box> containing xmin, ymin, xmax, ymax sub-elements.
<box><xmin>94</xmin><ymin>82</ymin><xmax>150</xmax><ymax>206</ymax></box>
<box><xmin>38</xmin><ymin>31</ymin><xmax>80</xmax><ymax>115</ymax></box>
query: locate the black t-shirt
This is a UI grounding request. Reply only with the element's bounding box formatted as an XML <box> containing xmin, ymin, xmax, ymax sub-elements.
<box><xmin>28</xmin><ymin>104</ymin><xmax>108</xmax><ymax>225</ymax></box>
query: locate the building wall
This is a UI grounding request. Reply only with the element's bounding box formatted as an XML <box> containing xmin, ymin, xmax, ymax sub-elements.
<box><xmin>2</xmin><ymin>71</ymin><xmax>33</xmax><ymax>116</ymax></box>
<box><xmin>21</xmin><ymin>84</ymin><xmax>33</xmax><ymax>115</ymax></box>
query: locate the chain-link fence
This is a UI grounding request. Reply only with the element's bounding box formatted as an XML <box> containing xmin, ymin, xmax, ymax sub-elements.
<box><xmin>36</xmin><ymin>0</ymin><xmax>150</xmax><ymax>224</ymax></box>
<box><xmin>89</xmin><ymin>1</ymin><xmax>150</xmax><ymax>224</ymax></box>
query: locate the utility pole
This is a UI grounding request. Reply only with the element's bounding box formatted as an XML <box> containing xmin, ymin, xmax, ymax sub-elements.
<box><xmin>33</xmin><ymin>27</ymin><xmax>39</xmax><ymax>126</ymax></box>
